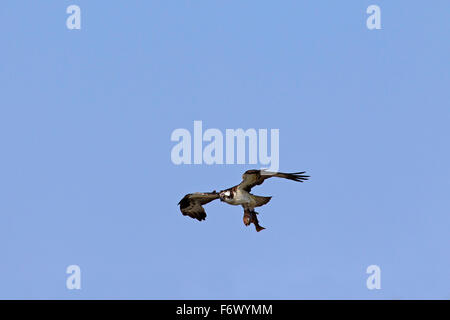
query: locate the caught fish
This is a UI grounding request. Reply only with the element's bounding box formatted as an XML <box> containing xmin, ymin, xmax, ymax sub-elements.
<box><xmin>243</xmin><ymin>209</ymin><xmax>266</xmax><ymax>232</ymax></box>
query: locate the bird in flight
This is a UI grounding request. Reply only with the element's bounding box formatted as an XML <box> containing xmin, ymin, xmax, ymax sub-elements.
<box><xmin>178</xmin><ymin>169</ymin><xmax>309</xmax><ymax>232</ymax></box>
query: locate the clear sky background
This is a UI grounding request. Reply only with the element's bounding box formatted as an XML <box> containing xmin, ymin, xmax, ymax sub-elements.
<box><xmin>1</xmin><ymin>1</ymin><xmax>449</xmax><ymax>299</ymax></box>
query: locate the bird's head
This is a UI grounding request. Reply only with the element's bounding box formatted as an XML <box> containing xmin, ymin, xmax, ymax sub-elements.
<box><xmin>219</xmin><ymin>190</ymin><xmax>231</xmax><ymax>201</ymax></box>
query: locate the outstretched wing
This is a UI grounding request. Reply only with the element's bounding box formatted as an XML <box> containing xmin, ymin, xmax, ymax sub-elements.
<box><xmin>238</xmin><ymin>169</ymin><xmax>309</xmax><ymax>192</ymax></box>
<box><xmin>178</xmin><ymin>192</ymin><xmax>220</xmax><ymax>221</ymax></box>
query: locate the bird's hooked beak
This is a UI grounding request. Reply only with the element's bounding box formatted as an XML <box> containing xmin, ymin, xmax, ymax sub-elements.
<box><xmin>218</xmin><ymin>190</ymin><xmax>230</xmax><ymax>201</ymax></box>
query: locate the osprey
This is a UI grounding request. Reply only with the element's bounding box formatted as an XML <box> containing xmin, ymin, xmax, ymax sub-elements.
<box><xmin>178</xmin><ymin>169</ymin><xmax>309</xmax><ymax>232</ymax></box>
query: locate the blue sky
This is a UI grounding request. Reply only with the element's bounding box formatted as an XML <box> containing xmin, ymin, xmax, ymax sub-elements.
<box><xmin>0</xmin><ymin>1</ymin><xmax>449</xmax><ymax>299</ymax></box>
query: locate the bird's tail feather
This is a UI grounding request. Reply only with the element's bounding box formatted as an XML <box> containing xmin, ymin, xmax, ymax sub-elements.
<box><xmin>252</xmin><ymin>195</ymin><xmax>272</xmax><ymax>207</ymax></box>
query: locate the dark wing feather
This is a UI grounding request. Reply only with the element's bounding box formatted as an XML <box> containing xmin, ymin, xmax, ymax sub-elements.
<box><xmin>178</xmin><ymin>192</ymin><xmax>220</xmax><ymax>221</ymax></box>
<box><xmin>238</xmin><ymin>169</ymin><xmax>309</xmax><ymax>192</ymax></box>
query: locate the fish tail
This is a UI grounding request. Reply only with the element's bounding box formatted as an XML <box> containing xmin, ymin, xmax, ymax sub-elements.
<box><xmin>251</xmin><ymin>211</ymin><xmax>265</xmax><ymax>232</ymax></box>
<box><xmin>255</xmin><ymin>224</ymin><xmax>266</xmax><ymax>232</ymax></box>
